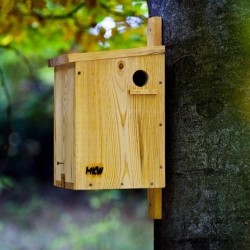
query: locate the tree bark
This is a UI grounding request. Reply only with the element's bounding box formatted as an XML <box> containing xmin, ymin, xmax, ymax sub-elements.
<box><xmin>147</xmin><ymin>1</ymin><xmax>250</xmax><ymax>249</ymax></box>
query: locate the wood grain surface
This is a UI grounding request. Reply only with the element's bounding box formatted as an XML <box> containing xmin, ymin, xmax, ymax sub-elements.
<box><xmin>74</xmin><ymin>54</ymin><xmax>165</xmax><ymax>190</ymax></box>
<box><xmin>54</xmin><ymin>64</ymin><xmax>75</xmax><ymax>187</ymax></box>
<box><xmin>52</xmin><ymin>39</ymin><xmax>165</xmax><ymax>190</ymax></box>
<box><xmin>147</xmin><ymin>17</ymin><xmax>164</xmax><ymax>219</ymax></box>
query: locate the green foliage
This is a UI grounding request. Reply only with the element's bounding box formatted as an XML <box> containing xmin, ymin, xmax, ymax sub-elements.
<box><xmin>0</xmin><ymin>0</ymin><xmax>148</xmax><ymax>159</ymax></box>
<box><xmin>0</xmin><ymin>187</ymin><xmax>152</xmax><ymax>250</ymax></box>
<box><xmin>0</xmin><ymin>2</ymin><xmax>150</xmax><ymax>249</ymax></box>
<box><xmin>0</xmin><ymin>0</ymin><xmax>148</xmax><ymax>126</ymax></box>
<box><xmin>0</xmin><ymin>176</ymin><xmax>15</xmax><ymax>193</ymax></box>
<box><xmin>4</xmin><ymin>194</ymin><xmax>46</xmax><ymax>226</ymax></box>
<box><xmin>50</xmin><ymin>210</ymin><xmax>152</xmax><ymax>250</ymax></box>
<box><xmin>50</xmin><ymin>211</ymin><xmax>121</xmax><ymax>250</ymax></box>
<box><xmin>0</xmin><ymin>0</ymin><xmax>147</xmax><ymax>54</ymax></box>
<box><xmin>88</xmin><ymin>190</ymin><xmax>122</xmax><ymax>209</ymax></box>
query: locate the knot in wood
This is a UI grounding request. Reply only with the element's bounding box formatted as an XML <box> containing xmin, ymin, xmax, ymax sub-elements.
<box><xmin>118</xmin><ymin>61</ymin><xmax>125</xmax><ymax>70</ymax></box>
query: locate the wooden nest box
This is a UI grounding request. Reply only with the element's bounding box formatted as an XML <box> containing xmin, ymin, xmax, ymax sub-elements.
<box><xmin>49</xmin><ymin>45</ymin><xmax>165</xmax><ymax>190</ymax></box>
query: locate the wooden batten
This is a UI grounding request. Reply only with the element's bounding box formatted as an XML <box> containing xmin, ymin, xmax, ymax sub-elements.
<box><xmin>129</xmin><ymin>89</ymin><xmax>159</xmax><ymax>95</ymax></box>
<box><xmin>147</xmin><ymin>17</ymin><xmax>164</xmax><ymax>220</ymax></box>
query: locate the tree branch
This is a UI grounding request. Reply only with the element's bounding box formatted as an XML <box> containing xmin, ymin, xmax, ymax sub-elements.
<box><xmin>28</xmin><ymin>3</ymin><xmax>85</xmax><ymax>20</ymax></box>
<box><xmin>1</xmin><ymin>45</ymin><xmax>33</xmax><ymax>75</ymax></box>
<box><xmin>99</xmin><ymin>2</ymin><xmax>147</xmax><ymax>22</ymax></box>
<box><xmin>0</xmin><ymin>68</ymin><xmax>12</xmax><ymax>157</ymax></box>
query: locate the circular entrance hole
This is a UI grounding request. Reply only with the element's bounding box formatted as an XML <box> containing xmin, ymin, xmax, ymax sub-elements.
<box><xmin>132</xmin><ymin>70</ymin><xmax>148</xmax><ymax>87</ymax></box>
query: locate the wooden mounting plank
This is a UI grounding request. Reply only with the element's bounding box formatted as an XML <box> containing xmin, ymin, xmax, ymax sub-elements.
<box><xmin>148</xmin><ymin>188</ymin><xmax>162</xmax><ymax>219</ymax></box>
<box><xmin>147</xmin><ymin>16</ymin><xmax>164</xmax><ymax>220</ymax></box>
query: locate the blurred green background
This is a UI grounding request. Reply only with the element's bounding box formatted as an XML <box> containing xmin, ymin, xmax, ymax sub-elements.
<box><xmin>0</xmin><ymin>1</ymin><xmax>153</xmax><ymax>249</ymax></box>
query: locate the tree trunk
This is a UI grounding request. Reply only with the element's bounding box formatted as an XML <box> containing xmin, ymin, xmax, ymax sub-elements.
<box><xmin>147</xmin><ymin>1</ymin><xmax>250</xmax><ymax>249</ymax></box>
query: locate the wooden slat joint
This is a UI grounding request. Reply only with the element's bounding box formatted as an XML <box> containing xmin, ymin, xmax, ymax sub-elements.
<box><xmin>61</xmin><ymin>173</ymin><xmax>65</xmax><ymax>188</ymax></box>
<box><xmin>55</xmin><ymin>179</ymin><xmax>74</xmax><ymax>189</ymax></box>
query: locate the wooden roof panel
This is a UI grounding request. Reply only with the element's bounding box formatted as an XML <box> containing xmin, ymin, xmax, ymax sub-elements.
<box><xmin>48</xmin><ymin>46</ymin><xmax>165</xmax><ymax>67</ymax></box>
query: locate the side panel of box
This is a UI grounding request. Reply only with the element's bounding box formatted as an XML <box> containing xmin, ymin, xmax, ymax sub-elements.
<box><xmin>54</xmin><ymin>64</ymin><xmax>75</xmax><ymax>188</ymax></box>
<box><xmin>74</xmin><ymin>54</ymin><xmax>165</xmax><ymax>190</ymax></box>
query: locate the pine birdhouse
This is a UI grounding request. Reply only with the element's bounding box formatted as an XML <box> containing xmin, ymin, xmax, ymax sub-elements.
<box><xmin>49</xmin><ymin>46</ymin><xmax>165</xmax><ymax>190</ymax></box>
<box><xmin>49</xmin><ymin>16</ymin><xmax>165</xmax><ymax>219</ymax></box>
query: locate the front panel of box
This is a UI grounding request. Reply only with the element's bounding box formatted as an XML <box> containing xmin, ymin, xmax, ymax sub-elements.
<box><xmin>74</xmin><ymin>54</ymin><xmax>165</xmax><ymax>190</ymax></box>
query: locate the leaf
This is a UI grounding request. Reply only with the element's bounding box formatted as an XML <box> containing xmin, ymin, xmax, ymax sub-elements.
<box><xmin>85</xmin><ymin>0</ymin><xmax>97</xmax><ymax>8</ymax></box>
<box><xmin>24</xmin><ymin>0</ymin><xmax>32</xmax><ymax>10</ymax></box>
<box><xmin>53</xmin><ymin>0</ymin><xmax>68</xmax><ymax>6</ymax></box>
<box><xmin>72</xmin><ymin>0</ymin><xmax>83</xmax><ymax>4</ymax></box>
<box><xmin>1</xmin><ymin>35</ymin><xmax>13</xmax><ymax>45</ymax></box>
<box><xmin>32</xmin><ymin>0</ymin><xmax>46</xmax><ymax>9</ymax></box>
<box><xmin>0</xmin><ymin>176</ymin><xmax>15</xmax><ymax>193</ymax></box>
<box><xmin>0</xmin><ymin>0</ymin><xmax>15</xmax><ymax>13</ymax></box>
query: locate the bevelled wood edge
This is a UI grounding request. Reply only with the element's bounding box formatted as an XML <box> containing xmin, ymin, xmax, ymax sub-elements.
<box><xmin>48</xmin><ymin>46</ymin><xmax>165</xmax><ymax>67</ymax></box>
<box><xmin>129</xmin><ymin>89</ymin><xmax>159</xmax><ymax>95</ymax></box>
